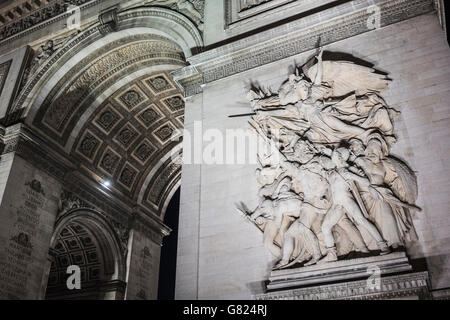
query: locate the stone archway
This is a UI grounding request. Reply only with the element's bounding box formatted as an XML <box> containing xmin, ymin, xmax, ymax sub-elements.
<box><xmin>7</xmin><ymin>6</ymin><xmax>197</xmax><ymax>219</ymax></box>
<box><xmin>0</xmin><ymin>5</ymin><xmax>201</xmax><ymax>300</ymax></box>
<box><xmin>43</xmin><ymin>209</ymin><xmax>127</xmax><ymax>300</ymax></box>
<box><xmin>9</xmin><ymin>6</ymin><xmax>202</xmax><ymax>123</ymax></box>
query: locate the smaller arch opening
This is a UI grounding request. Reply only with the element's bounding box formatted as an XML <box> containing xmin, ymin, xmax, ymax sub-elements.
<box><xmin>45</xmin><ymin>211</ymin><xmax>125</xmax><ymax>300</ymax></box>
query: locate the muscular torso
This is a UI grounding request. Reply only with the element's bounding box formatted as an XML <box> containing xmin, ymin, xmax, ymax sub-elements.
<box><xmin>290</xmin><ymin>167</ymin><xmax>330</xmax><ymax>209</ymax></box>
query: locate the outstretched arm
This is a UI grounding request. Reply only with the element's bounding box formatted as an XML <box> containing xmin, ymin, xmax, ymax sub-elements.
<box><xmin>348</xmin><ymin>165</ymin><xmax>365</xmax><ymax>176</ymax></box>
<box><xmin>341</xmin><ymin>168</ymin><xmax>370</xmax><ymax>187</ymax></box>
<box><xmin>252</xmin><ymin>95</ymin><xmax>282</xmax><ymax>110</ymax></box>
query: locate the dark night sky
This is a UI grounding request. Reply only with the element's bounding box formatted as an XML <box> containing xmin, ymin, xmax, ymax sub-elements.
<box><xmin>157</xmin><ymin>188</ymin><xmax>180</xmax><ymax>300</ymax></box>
<box><xmin>446</xmin><ymin>2</ymin><xmax>450</xmax><ymax>46</ymax></box>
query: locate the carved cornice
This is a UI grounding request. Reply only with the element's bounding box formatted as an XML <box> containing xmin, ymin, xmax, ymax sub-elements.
<box><xmin>225</xmin><ymin>0</ymin><xmax>320</xmax><ymax>28</ymax></box>
<box><xmin>0</xmin><ymin>0</ymin><xmax>99</xmax><ymax>44</ymax></box>
<box><xmin>8</xmin><ymin>6</ymin><xmax>202</xmax><ymax>124</ymax></box>
<box><xmin>255</xmin><ymin>272</ymin><xmax>431</xmax><ymax>300</ymax></box>
<box><xmin>0</xmin><ymin>122</ymin><xmax>73</xmax><ymax>176</ymax></box>
<box><xmin>118</xmin><ymin>6</ymin><xmax>203</xmax><ymax>51</ymax></box>
<box><xmin>98</xmin><ymin>6</ymin><xmax>119</xmax><ymax>35</ymax></box>
<box><xmin>0</xmin><ymin>1</ymin><xmax>204</xmax><ymax>50</ymax></box>
<box><xmin>176</xmin><ymin>0</ymin><xmax>435</xmax><ymax>96</ymax></box>
<box><xmin>171</xmin><ymin>65</ymin><xmax>204</xmax><ymax>96</ymax></box>
<box><xmin>432</xmin><ymin>288</ymin><xmax>450</xmax><ymax>300</ymax></box>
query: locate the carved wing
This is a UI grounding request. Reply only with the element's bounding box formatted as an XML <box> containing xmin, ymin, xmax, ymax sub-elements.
<box><xmin>384</xmin><ymin>157</ymin><xmax>419</xmax><ymax>204</ymax></box>
<box><xmin>303</xmin><ymin>61</ymin><xmax>391</xmax><ymax>97</ymax></box>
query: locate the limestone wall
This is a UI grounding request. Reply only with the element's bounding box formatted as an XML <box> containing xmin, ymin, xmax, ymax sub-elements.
<box><xmin>0</xmin><ymin>154</ymin><xmax>62</xmax><ymax>299</ymax></box>
<box><xmin>203</xmin><ymin>0</ymin><xmax>336</xmax><ymax>46</ymax></box>
<box><xmin>176</xmin><ymin>13</ymin><xmax>450</xmax><ymax>299</ymax></box>
<box><xmin>125</xmin><ymin>225</ymin><xmax>162</xmax><ymax>300</ymax></box>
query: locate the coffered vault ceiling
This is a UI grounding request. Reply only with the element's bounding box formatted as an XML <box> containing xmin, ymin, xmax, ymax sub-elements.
<box><xmin>27</xmin><ymin>33</ymin><xmax>186</xmax><ymax>217</ymax></box>
<box><xmin>72</xmin><ymin>71</ymin><xmax>184</xmax><ymax>210</ymax></box>
<box><xmin>47</xmin><ymin>223</ymin><xmax>103</xmax><ymax>292</ymax></box>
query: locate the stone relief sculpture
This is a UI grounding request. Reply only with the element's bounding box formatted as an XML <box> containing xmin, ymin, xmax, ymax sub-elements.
<box><xmin>0</xmin><ymin>0</ymin><xmax>89</xmax><ymax>41</ymax></box>
<box><xmin>20</xmin><ymin>31</ymin><xmax>81</xmax><ymax>91</ymax></box>
<box><xmin>145</xmin><ymin>0</ymin><xmax>204</xmax><ymax>30</ymax></box>
<box><xmin>58</xmin><ymin>190</ymin><xmax>94</xmax><ymax>217</ymax></box>
<box><xmin>237</xmin><ymin>48</ymin><xmax>421</xmax><ymax>270</ymax></box>
<box><xmin>240</xmin><ymin>0</ymin><xmax>273</xmax><ymax>11</ymax></box>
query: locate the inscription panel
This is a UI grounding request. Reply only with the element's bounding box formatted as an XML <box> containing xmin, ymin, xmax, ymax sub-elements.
<box><xmin>0</xmin><ymin>157</ymin><xmax>61</xmax><ymax>299</ymax></box>
<box><xmin>125</xmin><ymin>224</ymin><xmax>161</xmax><ymax>300</ymax></box>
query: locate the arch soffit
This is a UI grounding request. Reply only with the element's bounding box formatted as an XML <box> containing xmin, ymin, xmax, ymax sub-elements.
<box><xmin>51</xmin><ymin>208</ymin><xmax>127</xmax><ymax>281</ymax></box>
<box><xmin>15</xmin><ymin>7</ymin><xmax>203</xmax><ymax>122</ymax></box>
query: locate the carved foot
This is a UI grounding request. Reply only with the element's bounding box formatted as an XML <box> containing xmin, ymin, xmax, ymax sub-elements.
<box><xmin>378</xmin><ymin>241</ymin><xmax>392</xmax><ymax>256</ymax></box>
<box><xmin>317</xmin><ymin>254</ymin><xmax>338</xmax><ymax>265</ymax></box>
<box><xmin>304</xmin><ymin>257</ymin><xmax>320</xmax><ymax>267</ymax></box>
<box><xmin>357</xmin><ymin>247</ymin><xmax>370</xmax><ymax>254</ymax></box>
<box><xmin>317</xmin><ymin>247</ymin><xmax>338</xmax><ymax>265</ymax></box>
<box><xmin>274</xmin><ymin>260</ymin><xmax>289</xmax><ymax>270</ymax></box>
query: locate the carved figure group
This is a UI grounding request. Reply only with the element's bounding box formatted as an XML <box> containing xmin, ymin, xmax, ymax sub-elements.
<box><xmin>237</xmin><ymin>48</ymin><xmax>420</xmax><ymax>269</ymax></box>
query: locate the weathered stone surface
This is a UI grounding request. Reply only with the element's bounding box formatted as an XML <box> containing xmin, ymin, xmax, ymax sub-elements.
<box><xmin>256</xmin><ymin>271</ymin><xmax>431</xmax><ymax>300</ymax></box>
<box><xmin>177</xmin><ymin>13</ymin><xmax>450</xmax><ymax>299</ymax></box>
<box><xmin>0</xmin><ymin>155</ymin><xmax>61</xmax><ymax>299</ymax></box>
<box><xmin>0</xmin><ymin>0</ymin><xmax>447</xmax><ymax>301</ymax></box>
<box><xmin>267</xmin><ymin>252</ymin><xmax>413</xmax><ymax>290</ymax></box>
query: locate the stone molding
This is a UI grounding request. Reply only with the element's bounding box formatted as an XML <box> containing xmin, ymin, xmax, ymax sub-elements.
<box><xmin>98</xmin><ymin>6</ymin><xmax>119</xmax><ymax>35</ymax></box>
<box><xmin>255</xmin><ymin>271</ymin><xmax>431</xmax><ymax>300</ymax></box>
<box><xmin>225</xmin><ymin>0</ymin><xmax>329</xmax><ymax>29</ymax></box>
<box><xmin>171</xmin><ymin>65</ymin><xmax>203</xmax><ymax>97</ymax></box>
<box><xmin>0</xmin><ymin>0</ymin><xmax>100</xmax><ymax>44</ymax></box>
<box><xmin>176</xmin><ymin>0</ymin><xmax>435</xmax><ymax>96</ymax></box>
<box><xmin>432</xmin><ymin>288</ymin><xmax>450</xmax><ymax>300</ymax></box>
<box><xmin>7</xmin><ymin>6</ymin><xmax>202</xmax><ymax>124</ymax></box>
<box><xmin>267</xmin><ymin>253</ymin><xmax>413</xmax><ymax>291</ymax></box>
